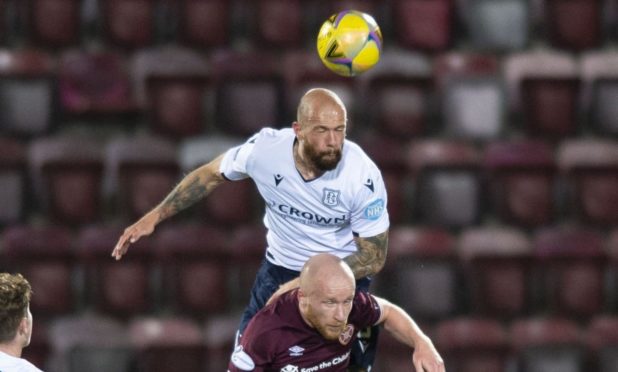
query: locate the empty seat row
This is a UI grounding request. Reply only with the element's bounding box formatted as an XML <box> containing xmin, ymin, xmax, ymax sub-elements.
<box><xmin>21</xmin><ymin>312</ymin><xmax>618</xmax><ymax>372</ymax></box>
<box><xmin>0</xmin><ymin>48</ymin><xmax>617</xmax><ymax>139</ymax></box>
<box><xmin>1</xmin><ymin>134</ymin><xmax>616</xmax><ymax>227</ymax></box>
<box><xmin>1</xmin><ymin>0</ymin><xmax>616</xmax><ymax>52</ymax></box>
<box><xmin>2</xmin><ymin>223</ymin><xmax>617</xmax><ymax>321</ymax></box>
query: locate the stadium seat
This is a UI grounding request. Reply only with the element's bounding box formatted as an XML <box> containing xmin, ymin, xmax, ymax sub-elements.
<box><xmin>203</xmin><ymin>312</ymin><xmax>242</xmax><ymax>371</ymax></box>
<box><xmin>227</xmin><ymin>223</ymin><xmax>268</xmax><ymax>309</ymax></box>
<box><xmin>48</xmin><ymin>314</ymin><xmax>133</xmax><ymax>372</ymax></box>
<box><xmin>211</xmin><ymin>50</ymin><xmax>284</xmax><ymax>136</ymax></box>
<box><xmin>375</xmin><ymin>225</ymin><xmax>460</xmax><ymax>321</ymax></box>
<box><xmin>533</xmin><ymin>227</ymin><xmax>607</xmax><ymax>318</ymax></box>
<box><xmin>609</xmin><ymin>230</ymin><xmax>618</xmax><ymax>313</ymax></box>
<box><xmin>436</xmin><ymin>317</ymin><xmax>509</xmax><ymax>372</ymax></box>
<box><xmin>155</xmin><ymin>224</ymin><xmax>232</xmax><ymax>317</ymax></box>
<box><xmin>406</xmin><ymin>140</ymin><xmax>482</xmax><ymax>227</ymax></box>
<box><xmin>0</xmin><ymin>137</ymin><xmax>27</xmax><ymax>225</ymax></box>
<box><xmin>105</xmin><ymin>135</ymin><xmax>179</xmax><ymax>220</ymax></box>
<box><xmin>457</xmin><ymin>227</ymin><xmax>533</xmax><ymax>318</ymax></box>
<box><xmin>458</xmin><ymin>0</ymin><xmax>530</xmax><ymax>51</ymax></box>
<box><xmin>178</xmin><ymin>135</ymin><xmax>259</xmax><ymax>227</ymax></box>
<box><xmin>250</xmin><ymin>0</ymin><xmax>303</xmax><ymax>48</ymax></box>
<box><xmin>29</xmin><ymin>135</ymin><xmax>104</xmax><ymax>225</ymax></box>
<box><xmin>177</xmin><ymin>0</ymin><xmax>230</xmax><ymax>48</ymax></box>
<box><xmin>129</xmin><ymin>316</ymin><xmax>206</xmax><ymax>372</ymax></box>
<box><xmin>0</xmin><ymin>49</ymin><xmax>55</xmax><ymax>136</ymax></box>
<box><xmin>75</xmin><ymin>225</ymin><xmax>155</xmax><ymax>317</ymax></box>
<box><xmin>581</xmin><ymin>51</ymin><xmax>618</xmax><ymax>136</ymax></box>
<box><xmin>441</xmin><ymin>75</ymin><xmax>506</xmax><ymax>141</ymax></box>
<box><xmin>503</xmin><ymin>50</ymin><xmax>579</xmax><ymax>138</ymax></box>
<box><xmin>510</xmin><ymin>317</ymin><xmax>585</xmax><ymax>372</ymax></box>
<box><xmin>146</xmin><ymin>74</ymin><xmax>209</xmax><ymax>138</ymax></box>
<box><xmin>101</xmin><ymin>0</ymin><xmax>154</xmax><ymax>49</ymax></box>
<box><xmin>557</xmin><ymin>140</ymin><xmax>618</xmax><ymax>226</ymax></box>
<box><xmin>130</xmin><ymin>45</ymin><xmax>209</xmax><ymax>109</ymax></box>
<box><xmin>585</xmin><ymin>315</ymin><xmax>618</xmax><ymax>372</ymax></box>
<box><xmin>282</xmin><ymin>50</ymin><xmax>356</xmax><ymax>129</ymax></box>
<box><xmin>433</xmin><ymin>52</ymin><xmax>500</xmax><ymax>89</ymax></box>
<box><xmin>58</xmin><ymin>51</ymin><xmax>135</xmax><ymax>117</ymax></box>
<box><xmin>543</xmin><ymin>0</ymin><xmax>603</xmax><ymax>50</ymax></box>
<box><xmin>484</xmin><ymin>140</ymin><xmax>556</xmax><ymax>226</ymax></box>
<box><xmin>28</xmin><ymin>0</ymin><xmax>80</xmax><ymax>48</ymax></box>
<box><xmin>1</xmin><ymin>225</ymin><xmax>74</xmax><ymax>315</ymax></box>
<box><xmin>392</xmin><ymin>0</ymin><xmax>454</xmax><ymax>51</ymax></box>
<box><xmin>357</xmin><ymin>50</ymin><xmax>433</xmax><ymax>138</ymax></box>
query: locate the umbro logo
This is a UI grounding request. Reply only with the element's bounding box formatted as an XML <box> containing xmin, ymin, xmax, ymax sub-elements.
<box><xmin>288</xmin><ymin>345</ymin><xmax>304</xmax><ymax>356</ymax></box>
<box><xmin>274</xmin><ymin>174</ymin><xmax>284</xmax><ymax>186</ymax></box>
<box><xmin>364</xmin><ymin>178</ymin><xmax>374</xmax><ymax>192</ymax></box>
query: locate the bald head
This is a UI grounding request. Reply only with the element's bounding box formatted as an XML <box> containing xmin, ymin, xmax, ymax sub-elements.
<box><xmin>297</xmin><ymin>88</ymin><xmax>347</xmax><ymax>128</ymax></box>
<box><xmin>299</xmin><ymin>253</ymin><xmax>355</xmax><ymax>296</ymax></box>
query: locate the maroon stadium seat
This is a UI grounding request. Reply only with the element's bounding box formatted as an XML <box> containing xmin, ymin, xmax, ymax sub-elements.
<box><xmin>376</xmin><ymin>225</ymin><xmax>460</xmax><ymax>322</ymax></box>
<box><xmin>484</xmin><ymin>140</ymin><xmax>556</xmax><ymax>226</ymax></box>
<box><xmin>212</xmin><ymin>50</ymin><xmax>283</xmax><ymax>136</ymax></box>
<box><xmin>533</xmin><ymin>227</ymin><xmax>607</xmax><ymax>318</ymax></box>
<box><xmin>101</xmin><ymin>0</ymin><xmax>154</xmax><ymax>49</ymax></box>
<box><xmin>178</xmin><ymin>0</ymin><xmax>230</xmax><ymax>48</ymax></box>
<box><xmin>457</xmin><ymin>227</ymin><xmax>533</xmax><ymax>318</ymax></box>
<box><xmin>75</xmin><ymin>225</ymin><xmax>155</xmax><ymax>317</ymax></box>
<box><xmin>155</xmin><ymin>224</ymin><xmax>232</xmax><ymax>317</ymax></box>
<box><xmin>357</xmin><ymin>50</ymin><xmax>433</xmax><ymax>138</ymax></box>
<box><xmin>130</xmin><ymin>316</ymin><xmax>206</xmax><ymax>372</ymax></box>
<box><xmin>29</xmin><ymin>0</ymin><xmax>80</xmax><ymax>48</ymax></box>
<box><xmin>58</xmin><ymin>51</ymin><xmax>135</xmax><ymax>117</ymax></box>
<box><xmin>29</xmin><ymin>135</ymin><xmax>104</xmax><ymax>225</ymax></box>
<box><xmin>557</xmin><ymin>140</ymin><xmax>618</xmax><ymax>226</ymax></box>
<box><xmin>0</xmin><ymin>137</ymin><xmax>27</xmax><ymax>225</ymax></box>
<box><xmin>393</xmin><ymin>0</ymin><xmax>454</xmax><ymax>51</ymax></box>
<box><xmin>510</xmin><ymin>317</ymin><xmax>585</xmax><ymax>372</ymax></box>
<box><xmin>406</xmin><ymin>140</ymin><xmax>482</xmax><ymax>227</ymax></box>
<box><xmin>585</xmin><ymin>315</ymin><xmax>618</xmax><ymax>372</ymax></box>
<box><xmin>544</xmin><ymin>0</ymin><xmax>603</xmax><ymax>50</ymax></box>
<box><xmin>105</xmin><ymin>135</ymin><xmax>179</xmax><ymax>220</ymax></box>
<box><xmin>1</xmin><ymin>225</ymin><xmax>74</xmax><ymax>315</ymax></box>
<box><xmin>228</xmin><ymin>223</ymin><xmax>268</xmax><ymax>308</ymax></box>
<box><xmin>503</xmin><ymin>50</ymin><xmax>579</xmax><ymax>138</ymax></box>
<box><xmin>581</xmin><ymin>51</ymin><xmax>618</xmax><ymax>136</ymax></box>
<box><xmin>436</xmin><ymin>317</ymin><xmax>509</xmax><ymax>372</ymax></box>
<box><xmin>146</xmin><ymin>74</ymin><xmax>209</xmax><ymax>138</ymax></box>
<box><xmin>251</xmin><ymin>0</ymin><xmax>303</xmax><ymax>48</ymax></box>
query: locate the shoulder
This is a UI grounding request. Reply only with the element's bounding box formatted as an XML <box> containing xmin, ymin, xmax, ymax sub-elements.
<box><xmin>252</xmin><ymin>127</ymin><xmax>294</xmax><ymax>144</ymax></box>
<box><xmin>343</xmin><ymin>139</ymin><xmax>381</xmax><ymax>173</ymax></box>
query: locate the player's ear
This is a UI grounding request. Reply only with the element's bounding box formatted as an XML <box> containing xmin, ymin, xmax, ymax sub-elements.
<box><xmin>293</xmin><ymin>121</ymin><xmax>302</xmax><ymax>136</ymax></box>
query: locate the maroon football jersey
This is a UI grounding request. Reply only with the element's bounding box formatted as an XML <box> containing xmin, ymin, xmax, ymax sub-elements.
<box><xmin>228</xmin><ymin>289</ymin><xmax>381</xmax><ymax>372</ymax></box>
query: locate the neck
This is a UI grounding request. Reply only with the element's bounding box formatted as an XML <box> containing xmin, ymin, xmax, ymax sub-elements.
<box><xmin>294</xmin><ymin>140</ymin><xmax>323</xmax><ymax>180</ymax></box>
<box><xmin>0</xmin><ymin>341</ymin><xmax>23</xmax><ymax>358</ymax></box>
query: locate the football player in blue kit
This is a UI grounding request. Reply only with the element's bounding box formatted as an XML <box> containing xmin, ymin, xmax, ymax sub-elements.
<box><xmin>113</xmin><ymin>88</ymin><xmax>389</xmax><ymax>371</ymax></box>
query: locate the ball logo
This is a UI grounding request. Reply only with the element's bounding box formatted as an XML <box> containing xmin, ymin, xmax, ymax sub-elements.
<box><xmin>339</xmin><ymin>324</ymin><xmax>355</xmax><ymax>345</ymax></box>
<box><xmin>363</xmin><ymin>199</ymin><xmax>384</xmax><ymax>220</ymax></box>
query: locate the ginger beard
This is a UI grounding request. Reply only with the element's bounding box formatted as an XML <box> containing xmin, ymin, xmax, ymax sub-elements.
<box><xmin>303</xmin><ymin>139</ymin><xmax>343</xmax><ymax>171</ymax></box>
<box><xmin>303</xmin><ymin>302</ymin><xmax>348</xmax><ymax>341</ymax></box>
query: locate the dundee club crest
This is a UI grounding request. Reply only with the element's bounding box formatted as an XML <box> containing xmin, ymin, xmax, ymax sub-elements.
<box><xmin>322</xmin><ymin>188</ymin><xmax>341</xmax><ymax>207</ymax></box>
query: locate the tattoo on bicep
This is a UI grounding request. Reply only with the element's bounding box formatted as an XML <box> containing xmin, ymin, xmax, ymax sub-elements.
<box><xmin>345</xmin><ymin>231</ymin><xmax>389</xmax><ymax>278</ymax></box>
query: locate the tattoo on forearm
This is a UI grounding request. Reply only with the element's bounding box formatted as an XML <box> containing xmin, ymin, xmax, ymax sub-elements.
<box><xmin>159</xmin><ymin>175</ymin><xmax>209</xmax><ymax>219</ymax></box>
<box><xmin>345</xmin><ymin>231</ymin><xmax>389</xmax><ymax>279</ymax></box>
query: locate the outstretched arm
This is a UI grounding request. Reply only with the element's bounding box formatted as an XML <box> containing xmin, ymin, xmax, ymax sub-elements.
<box><xmin>376</xmin><ymin>297</ymin><xmax>445</xmax><ymax>372</ymax></box>
<box><xmin>111</xmin><ymin>153</ymin><xmax>227</xmax><ymax>260</ymax></box>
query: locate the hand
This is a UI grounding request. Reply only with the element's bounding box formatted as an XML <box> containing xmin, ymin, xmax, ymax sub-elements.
<box><xmin>266</xmin><ymin>278</ymin><xmax>300</xmax><ymax>305</ymax></box>
<box><xmin>412</xmin><ymin>337</ymin><xmax>445</xmax><ymax>372</ymax></box>
<box><xmin>111</xmin><ymin>212</ymin><xmax>158</xmax><ymax>260</ymax></box>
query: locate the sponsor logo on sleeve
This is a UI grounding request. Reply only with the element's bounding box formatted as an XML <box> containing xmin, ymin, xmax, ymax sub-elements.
<box><xmin>231</xmin><ymin>345</ymin><xmax>255</xmax><ymax>371</ymax></box>
<box><xmin>363</xmin><ymin>199</ymin><xmax>384</xmax><ymax>220</ymax></box>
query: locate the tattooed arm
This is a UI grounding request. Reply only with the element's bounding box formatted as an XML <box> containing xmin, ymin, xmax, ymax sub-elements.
<box><xmin>345</xmin><ymin>230</ymin><xmax>389</xmax><ymax>279</ymax></box>
<box><xmin>111</xmin><ymin>154</ymin><xmax>227</xmax><ymax>260</ymax></box>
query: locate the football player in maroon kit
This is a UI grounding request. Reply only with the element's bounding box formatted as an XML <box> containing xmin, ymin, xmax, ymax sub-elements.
<box><xmin>229</xmin><ymin>254</ymin><xmax>444</xmax><ymax>372</ymax></box>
